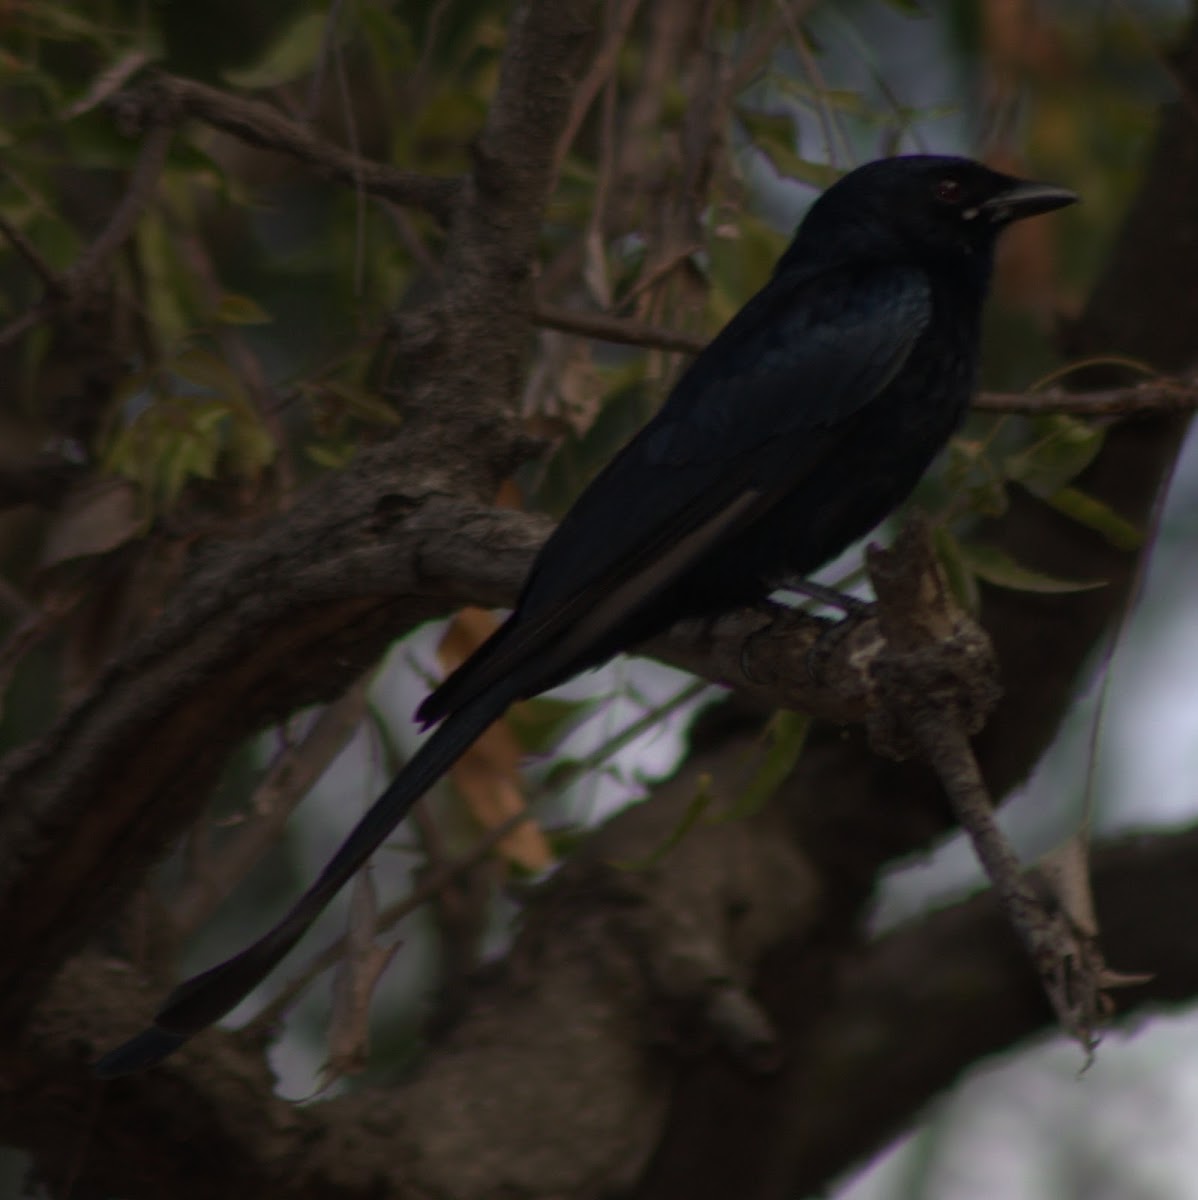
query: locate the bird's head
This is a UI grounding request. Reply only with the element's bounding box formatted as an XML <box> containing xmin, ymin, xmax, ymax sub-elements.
<box><xmin>790</xmin><ymin>155</ymin><xmax>1077</xmax><ymax>269</ymax></box>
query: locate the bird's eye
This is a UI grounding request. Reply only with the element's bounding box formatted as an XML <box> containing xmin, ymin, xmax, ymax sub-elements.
<box><xmin>934</xmin><ymin>178</ymin><xmax>963</xmax><ymax>204</ymax></box>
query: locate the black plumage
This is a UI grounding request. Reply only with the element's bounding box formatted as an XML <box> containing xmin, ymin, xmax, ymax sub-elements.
<box><xmin>96</xmin><ymin>154</ymin><xmax>1075</xmax><ymax>1075</ymax></box>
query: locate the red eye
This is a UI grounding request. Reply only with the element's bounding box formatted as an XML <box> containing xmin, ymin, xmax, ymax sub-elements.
<box><xmin>935</xmin><ymin>177</ymin><xmax>963</xmax><ymax>204</ymax></box>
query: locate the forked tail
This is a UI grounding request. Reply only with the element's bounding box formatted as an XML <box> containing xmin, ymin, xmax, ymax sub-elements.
<box><xmin>95</xmin><ymin>682</ymin><xmax>518</xmax><ymax>1076</ymax></box>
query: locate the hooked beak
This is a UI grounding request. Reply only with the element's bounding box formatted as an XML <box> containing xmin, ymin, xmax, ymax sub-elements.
<box><xmin>980</xmin><ymin>178</ymin><xmax>1078</xmax><ymax>224</ymax></box>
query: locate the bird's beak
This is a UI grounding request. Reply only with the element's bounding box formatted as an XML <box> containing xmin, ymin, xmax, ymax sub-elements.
<box><xmin>980</xmin><ymin>179</ymin><xmax>1078</xmax><ymax>224</ymax></box>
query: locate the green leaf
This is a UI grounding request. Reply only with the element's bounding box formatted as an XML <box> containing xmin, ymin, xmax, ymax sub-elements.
<box><xmin>25</xmin><ymin>2</ymin><xmax>113</xmax><ymax>45</ymax></box>
<box><xmin>723</xmin><ymin>711</ymin><xmax>810</xmax><ymax>821</ymax></box>
<box><xmin>135</xmin><ymin>212</ymin><xmax>191</xmax><ymax>344</ymax></box>
<box><xmin>610</xmin><ymin>775</ymin><xmax>716</xmax><ymax>871</ymax></box>
<box><xmin>1044</xmin><ymin>486</ymin><xmax>1143</xmax><ymax>550</ymax></box>
<box><xmin>773</xmin><ymin>78</ymin><xmax>871</xmax><ymax>118</ymax></box>
<box><xmin>307</xmin><ymin>441</ymin><xmax>356</xmax><ymax>469</ymax></box>
<box><xmin>171</xmin><ymin>349</ymin><xmax>247</xmax><ymax>402</ymax></box>
<box><xmin>21</xmin><ymin>323</ymin><xmax>52</xmax><ymax>410</ymax></box>
<box><xmin>227</xmin><ymin>417</ymin><xmax>277</xmax><ymax>477</ymax></box>
<box><xmin>958</xmin><ymin>542</ymin><xmax>1106</xmax><ymax>594</ymax></box>
<box><xmin>1003</xmin><ymin>415</ymin><xmax>1105</xmax><ymax>498</ymax></box>
<box><xmin>943</xmin><ymin>436</ymin><xmax>1009</xmax><ymax>519</ymax></box>
<box><xmin>357</xmin><ymin>3</ymin><xmax>416</xmax><ymax>86</ymax></box>
<box><xmin>214</xmin><ymin>293</ymin><xmax>272</xmax><ymax>325</ymax></box>
<box><xmin>320</xmin><ymin>379</ymin><xmax>401</xmax><ymax>426</ymax></box>
<box><xmin>735</xmin><ymin>107</ymin><xmax>841</xmax><ymax>188</ymax></box>
<box><xmin>224</xmin><ymin>10</ymin><xmax>329</xmax><ymax>88</ymax></box>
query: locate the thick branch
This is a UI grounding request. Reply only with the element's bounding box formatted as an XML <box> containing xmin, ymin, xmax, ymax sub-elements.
<box><xmin>0</xmin><ymin>472</ymin><xmax>896</xmax><ymax>1021</ymax></box>
<box><xmin>743</xmin><ymin>825</ymin><xmax>1198</xmax><ymax>1198</ymax></box>
<box><xmin>7</xmin><ymin>808</ymin><xmax>1198</xmax><ymax>1199</ymax></box>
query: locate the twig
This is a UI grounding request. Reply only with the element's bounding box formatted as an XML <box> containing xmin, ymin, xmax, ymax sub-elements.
<box><xmin>411</xmin><ymin>0</ymin><xmax>453</xmax><ymax>102</ymax></box>
<box><xmin>0</xmin><ymin>214</ymin><xmax>60</xmax><ymax>291</ymax></box>
<box><xmin>0</xmin><ymin>119</ymin><xmax>173</xmax><ymax>350</ymax></box>
<box><xmin>134</xmin><ymin>74</ymin><xmax>461</xmax><ymax>222</ymax></box>
<box><xmin>864</xmin><ymin>516</ymin><xmax>1108</xmax><ymax>1053</ymax></box>
<box><xmin>909</xmin><ymin>710</ymin><xmax>1105</xmax><ymax>1052</ymax></box>
<box><xmin>615</xmin><ymin>240</ymin><xmax>703</xmax><ymax>313</ymax></box>
<box><xmin>164</xmin><ymin>204</ymin><xmax>296</xmax><ymax>491</ymax></box>
<box><xmin>0</xmin><ymin>306</ymin><xmax>51</xmax><ymax>350</ymax></box>
<box><xmin>532</xmin><ymin>300</ymin><xmax>706</xmax><ymax>353</ymax></box>
<box><xmin>974</xmin><ymin>381</ymin><xmax>1198</xmax><ymax>416</ymax></box>
<box><xmin>170</xmin><ymin>673</ymin><xmax>374</xmax><ymax>939</ymax></box>
<box><xmin>329</xmin><ymin>20</ymin><xmax>368</xmax><ymax>296</ymax></box>
<box><xmin>774</xmin><ymin>0</ymin><xmax>852</xmax><ymax>168</ymax></box>
<box><xmin>304</xmin><ymin>0</ymin><xmax>346</xmax><ymax>119</ymax></box>
<box><xmin>533</xmin><ymin>305</ymin><xmax>1198</xmax><ymax>418</ymax></box>
<box><xmin>727</xmin><ymin>10</ymin><xmax>788</xmax><ymax>94</ymax></box>
<box><xmin>553</xmin><ymin>0</ymin><xmax>645</xmax><ymax>176</ymax></box>
<box><xmin>580</xmin><ymin>1</ymin><xmax>622</xmax><ymax>309</ymax></box>
<box><xmin>244</xmin><ymin>808</ymin><xmax>534</xmax><ymax>1033</ymax></box>
<box><xmin>385</xmin><ymin>203</ymin><xmax>442</xmax><ymax>278</ymax></box>
<box><xmin>66</xmin><ymin>120</ymin><xmax>174</xmax><ymax>288</ymax></box>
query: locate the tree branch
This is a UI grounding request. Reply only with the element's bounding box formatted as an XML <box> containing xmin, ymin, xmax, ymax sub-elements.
<box><xmin>0</xmin><ymin>121</ymin><xmax>173</xmax><ymax>350</ymax></box>
<box><xmin>974</xmin><ymin>380</ymin><xmax>1198</xmax><ymax>416</ymax></box>
<box><xmin>532</xmin><ymin>300</ymin><xmax>1198</xmax><ymax>417</ymax></box>
<box><xmin>130</xmin><ymin>73</ymin><xmax>463</xmax><ymax>221</ymax></box>
<box><xmin>7</xmin><ymin>805</ymin><xmax>1198</xmax><ymax>1199</ymax></box>
<box><xmin>0</xmin><ymin>0</ymin><xmax>608</xmax><ymax>1023</ymax></box>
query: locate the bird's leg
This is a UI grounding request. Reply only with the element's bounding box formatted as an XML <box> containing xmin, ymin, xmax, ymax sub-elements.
<box><xmin>777</xmin><ymin>575</ymin><xmax>874</xmax><ymax>617</ymax></box>
<box><xmin>778</xmin><ymin>577</ymin><xmax>877</xmax><ymax>683</ymax></box>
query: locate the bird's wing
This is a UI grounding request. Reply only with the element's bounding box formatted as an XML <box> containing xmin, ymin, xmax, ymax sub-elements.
<box><xmin>419</xmin><ymin>263</ymin><xmax>931</xmax><ymax>724</ymax></box>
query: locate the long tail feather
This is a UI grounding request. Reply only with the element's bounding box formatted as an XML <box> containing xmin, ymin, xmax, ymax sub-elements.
<box><xmin>95</xmin><ymin>683</ymin><xmax>517</xmax><ymax>1077</ymax></box>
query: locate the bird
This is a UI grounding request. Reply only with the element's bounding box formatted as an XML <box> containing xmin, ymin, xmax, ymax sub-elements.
<box><xmin>95</xmin><ymin>155</ymin><xmax>1076</xmax><ymax>1075</ymax></box>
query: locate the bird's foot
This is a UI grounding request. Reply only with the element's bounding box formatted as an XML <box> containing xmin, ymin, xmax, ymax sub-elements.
<box><xmin>778</xmin><ymin>576</ymin><xmax>872</xmax><ymax>617</ymax></box>
<box><xmin>805</xmin><ymin>600</ymin><xmax>877</xmax><ymax>683</ymax></box>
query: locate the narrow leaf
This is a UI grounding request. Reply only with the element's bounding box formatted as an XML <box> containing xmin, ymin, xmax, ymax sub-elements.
<box><xmin>958</xmin><ymin>542</ymin><xmax>1106</xmax><ymax>594</ymax></box>
<box><xmin>224</xmin><ymin>10</ymin><xmax>329</xmax><ymax>88</ymax></box>
<box><xmin>723</xmin><ymin>711</ymin><xmax>810</xmax><ymax>821</ymax></box>
<box><xmin>214</xmin><ymin>293</ymin><xmax>272</xmax><ymax>325</ymax></box>
<box><xmin>1046</xmin><ymin>487</ymin><xmax>1143</xmax><ymax>550</ymax></box>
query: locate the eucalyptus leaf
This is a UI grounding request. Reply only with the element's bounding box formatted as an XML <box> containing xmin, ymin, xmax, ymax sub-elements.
<box><xmin>224</xmin><ymin>10</ymin><xmax>329</xmax><ymax>88</ymax></box>
<box><xmin>959</xmin><ymin>542</ymin><xmax>1106</xmax><ymax>594</ymax></box>
<box><xmin>1045</xmin><ymin>486</ymin><xmax>1144</xmax><ymax>550</ymax></box>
